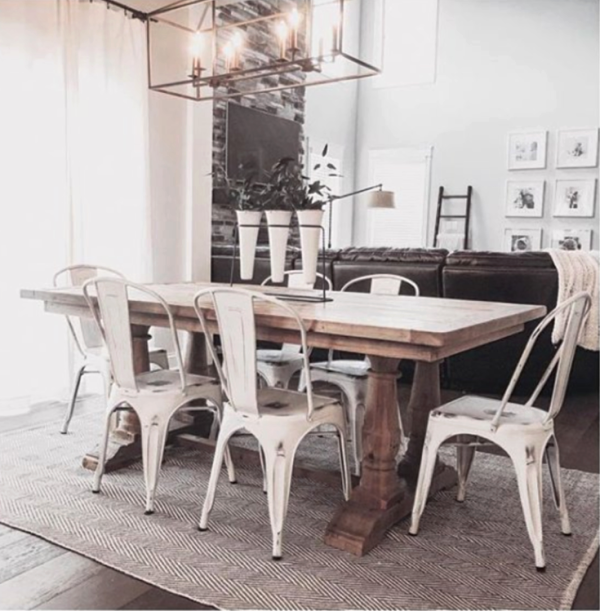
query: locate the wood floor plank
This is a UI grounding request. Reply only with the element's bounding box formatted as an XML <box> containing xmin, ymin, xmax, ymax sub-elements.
<box><xmin>0</xmin><ymin>531</ymin><xmax>67</xmax><ymax>583</ymax></box>
<box><xmin>121</xmin><ymin>587</ymin><xmax>212</xmax><ymax>610</ymax></box>
<box><xmin>37</xmin><ymin>565</ymin><xmax>150</xmax><ymax>610</ymax></box>
<box><xmin>0</xmin><ymin>551</ymin><xmax>103</xmax><ymax>610</ymax></box>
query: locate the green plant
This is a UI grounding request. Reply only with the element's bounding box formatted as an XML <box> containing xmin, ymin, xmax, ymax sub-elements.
<box><xmin>212</xmin><ymin>163</ymin><xmax>262</xmax><ymax>211</ymax></box>
<box><xmin>262</xmin><ymin>144</ymin><xmax>340</xmax><ymax>211</ymax></box>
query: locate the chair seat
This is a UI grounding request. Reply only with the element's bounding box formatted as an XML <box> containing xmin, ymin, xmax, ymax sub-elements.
<box><xmin>257</xmin><ymin>349</ymin><xmax>303</xmax><ymax>366</ymax></box>
<box><xmin>431</xmin><ymin>395</ymin><xmax>550</xmax><ymax>431</ymax></box>
<box><xmin>311</xmin><ymin>359</ymin><xmax>370</xmax><ymax>378</ymax></box>
<box><xmin>254</xmin><ymin>387</ymin><xmax>340</xmax><ymax>417</ymax></box>
<box><xmin>135</xmin><ymin>370</ymin><xmax>219</xmax><ymax>394</ymax></box>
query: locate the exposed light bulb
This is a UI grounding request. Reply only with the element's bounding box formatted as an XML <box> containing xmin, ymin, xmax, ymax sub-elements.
<box><xmin>190</xmin><ymin>31</ymin><xmax>203</xmax><ymax>79</ymax></box>
<box><xmin>287</xmin><ymin>7</ymin><xmax>301</xmax><ymax>51</ymax></box>
<box><xmin>276</xmin><ymin>20</ymin><xmax>289</xmax><ymax>60</ymax></box>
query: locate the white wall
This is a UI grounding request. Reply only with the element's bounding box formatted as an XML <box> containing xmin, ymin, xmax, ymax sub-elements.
<box><xmin>304</xmin><ymin>0</ymin><xmax>362</xmax><ymax>248</ymax></box>
<box><xmin>351</xmin><ymin>0</ymin><xmax>599</xmax><ymax>250</ymax></box>
<box><xmin>145</xmin><ymin>1</ymin><xmax>213</xmax><ymax>284</ymax></box>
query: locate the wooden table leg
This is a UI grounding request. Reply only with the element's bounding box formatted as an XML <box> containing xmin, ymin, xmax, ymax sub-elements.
<box><xmin>324</xmin><ymin>358</ymin><xmax>456</xmax><ymax>556</ymax></box>
<box><xmin>184</xmin><ymin>331</ymin><xmax>208</xmax><ymax>375</ymax></box>
<box><xmin>82</xmin><ymin>325</ymin><xmax>150</xmax><ymax>472</ymax></box>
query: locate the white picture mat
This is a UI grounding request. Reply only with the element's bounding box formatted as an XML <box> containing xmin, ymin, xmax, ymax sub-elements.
<box><xmin>507</xmin><ymin>131</ymin><xmax>547</xmax><ymax>170</ymax></box>
<box><xmin>503</xmin><ymin>228</ymin><xmax>542</xmax><ymax>252</ymax></box>
<box><xmin>505</xmin><ymin>180</ymin><xmax>545</xmax><ymax>218</ymax></box>
<box><xmin>551</xmin><ymin>229</ymin><xmax>593</xmax><ymax>250</ymax></box>
<box><xmin>553</xmin><ymin>179</ymin><xmax>597</xmax><ymax>217</ymax></box>
<box><xmin>556</xmin><ymin>128</ymin><xmax>599</xmax><ymax>169</ymax></box>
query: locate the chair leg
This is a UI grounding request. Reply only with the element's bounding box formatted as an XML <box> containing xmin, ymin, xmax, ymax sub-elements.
<box><xmin>199</xmin><ymin>422</ymin><xmax>238</xmax><ymax>531</ymax></box>
<box><xmin>297</xmin><ymin>370</ymin><xmax>307</xmax><ymax>392</ymax></box>
<box><xmin>92</xmin><ymin>404</ymin><xmax>119</xmax><ymax>493</ymax></box>
<box><xmin>409</xmin><ymin>428</ymin><xmax>443</xmax><ymax>536</ymax></box>
<box><xmin>149</xmin><ymin>349</ymin><xmax>169</xmax><ymax>370</ymax></box>
<box><xmin>545</xmin><ymin>436</ymin><xmax>571</xmax><ymax>536</ymax></box>
<box><xmin>258</xmin><ymin>444</ymin><xmax>267</xmax><ymax>494</ymax></box>
<box><xmin>335</xmin><ymin>426</ymin><xmax>351</xmax><ymax>500</ymax></box>
<box><xmin>139</xmin><ymin>415</ymin><xmax>170</xmax><ymax>515</ymax></box>
<box><xmin>456</xmin><ymin>434</ymin><xmax>477</xmax><ymax>502</ymax></box>
<box><xmin>263</xmin><ymin>440</ymin><xmax>296</xmax><ymax>560</ymax></box>
<box><xmin>348</xmin><ymin>398</ymin><xmax>364</xmax><ymax>478</ymax></box>
<box><xmin>61</xmin><ymin>365</ymin><xmax>86</xmax><ymax>435</ymax></box>
<box><xmin>510</xmin><ymin>445</ymin><xmax>546</xmax><ymax>571</ymax></box>
<box><xmin>211</xmin><ymin>408</ymin><xmax>237</xmax><ymax>484</ymax></box>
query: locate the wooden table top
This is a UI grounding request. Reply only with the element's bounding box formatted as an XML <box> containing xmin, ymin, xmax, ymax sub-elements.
<box><xmin>21</xmin><ymin>282</ymin><xmax>546</xmax><ymax>362</ymax></box>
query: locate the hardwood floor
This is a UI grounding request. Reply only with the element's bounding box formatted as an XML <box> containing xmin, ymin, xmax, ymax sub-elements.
<box><xmin>0</xmin><ymin>387</ymin><xmax>597</xmax><ymax>610</ymax></box>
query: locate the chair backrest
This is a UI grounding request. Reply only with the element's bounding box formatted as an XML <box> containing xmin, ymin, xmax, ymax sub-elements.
<box><xmin>193</xmin><ymin>288</ymin><xmax>315</xmax><ymax>418</ymax></box>
<box><xmin>261</xmin><ymin>270</ymin><xmax>332</xmax><ymax>356</ymax></box>
<box><xmin>491</xmin><ymin>291</ymin><xmax>592</xmax><ymax>431</ymax></box>
<box><xmin>341</xmin><ymin>273</ymin><xmax>420</xmax><ymax>297</ymax></box>
<box><xmin>54</xmin><ymin>265</ymin><xmax>125</xmax><ymax>354</ymax></box>
<box><xmin>82</xmin><ymin>277</ymin><xmax>187</xmax><ymax>392</ymax></box>
<box><xmin>261</xmin><ymin>270</ymin><xmax>333</xmax><ymax>291</ymax></box>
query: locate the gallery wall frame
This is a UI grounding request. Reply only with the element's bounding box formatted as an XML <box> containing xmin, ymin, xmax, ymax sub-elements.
<box><xmin>551</xmin><ymin>229</ymin><xmax>593</xmax><ymax>251</ymax></box>
<box><xmin>504</xmin><ymin>228</ymin><xmax>542</xmax><ymax>252</ymax></box>
<box><xmin>505</xmin><ymin>180</ymin><xmax>545</xmax><ymax>218</ymax></box>
<box><xmin>507</xmin><ymin>131</ymin><xmax>547</xmax><ymax>170</ymax></box>
<box><xmin>553</xmin><ymin>178</ymin><xmax>596</xmax><ymax>218</ymax></box>
<box><xmin>556</xmin><ymin>128</ymin><xmax>599</xmax><ymax>169</ymax></box>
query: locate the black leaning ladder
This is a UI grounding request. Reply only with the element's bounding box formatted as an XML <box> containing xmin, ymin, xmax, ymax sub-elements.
<box><xmin>433</xmin><ymin>185</ymin><xmax>473</xmax><ymax>250</ymax></box>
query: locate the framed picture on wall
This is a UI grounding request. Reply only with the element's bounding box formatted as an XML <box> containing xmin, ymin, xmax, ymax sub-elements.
<box><xmin>505</xmin><ymin>180</ymin><xmax>545</xmax><ymax>217</ymax></box>
<box><xmin>507</xmin><ymin>131</ymin><xmax>547</xmax><ymax>170</ymax></box>
<box><xmin>551</xmin><ymin>229</ymin><xmax>593</xmax><ymax>251</ymax></box>
<box><xmin>556</xmin><ymin>128</ymin><xmax>599</xmax><ymax>168</ymax></box>
<box><xmin>504</xmin><ymin>228</ymin><xmax>542</xmax><ymax>252</ymax></box>
<box><xmin>553</xmin><ymin>179</ymin><xmax>596</xmax><ymax>217</ymax></box>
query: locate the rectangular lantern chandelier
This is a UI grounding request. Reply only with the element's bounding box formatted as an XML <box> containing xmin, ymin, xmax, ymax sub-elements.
<box><xmin>139</xmin><ymin>0</ymin><xmax>383</xmax><ymax>102</ymax></box>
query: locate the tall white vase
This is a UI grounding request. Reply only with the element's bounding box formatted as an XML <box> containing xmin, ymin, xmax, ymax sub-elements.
<box><xmin>266</xmin><ymin>210</ymin><xmax>292</xmax><ymax>283</ymax></box>
<box><xmin>236</xmin><ymin>210</ymin><xmax>262</xmax><ymax>281</ymax></box>
<box><xmin>297</xmin><ymin>209</ymin><xmax>325</xmax><ymax>286</ymax></box>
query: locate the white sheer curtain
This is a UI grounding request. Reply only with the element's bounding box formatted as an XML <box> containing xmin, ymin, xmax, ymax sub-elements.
<box><xmin>0</xmin><ymin>0</ymin><xmax>151</xmax><ymax>411</ymax></box>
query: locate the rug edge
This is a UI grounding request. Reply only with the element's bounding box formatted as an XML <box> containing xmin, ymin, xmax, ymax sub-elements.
<box><xmin>0</xmin><ymin>518</ymin><xmax>225</xmax><ymax>611</ymax></box>
<box><xmin>560</xmin><ymin>531</ymin><xmax>600</xmax><ymax>610</ymax></box>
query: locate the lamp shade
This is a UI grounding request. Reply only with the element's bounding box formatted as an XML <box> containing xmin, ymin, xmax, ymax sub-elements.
<box><xmin>368</xmin><ymin>190</ymin><xmax>396</xmax><ymax>209</ymax></box>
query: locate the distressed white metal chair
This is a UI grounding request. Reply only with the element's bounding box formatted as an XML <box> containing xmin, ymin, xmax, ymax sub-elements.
<box><xmin>82</xmin><ymin>277</ymin><xmax>235</xmax><ymax>515</ymax></box>
<box><xmin>193</xmin><ymin>287</ymin><xmax>350</xmax><ymax>560</ymax></box>
<box><xmin>54</xmin><ymin>265</ymin><xmax>169</xmax><ymax>434</ymax></box>
<box><xmin>299</xmin><ymin>274</ymin><xmax>420</xmax><ymax>475</ymax></box>
<box><xmin>257</xmin><ymin>270</ymin><xmax>332</xmax><ymax>389</ymax></box>
<box><xmin>409</xmin><ymin>291</ymin><xmax>592</xmax><ymax>572</ymax></box>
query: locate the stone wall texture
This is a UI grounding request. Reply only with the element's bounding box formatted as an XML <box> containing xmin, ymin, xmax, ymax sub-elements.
<box><xmin>212</xmin><ymin>0</ymin><xmax>306</xmax><ymax>247</ymax></box>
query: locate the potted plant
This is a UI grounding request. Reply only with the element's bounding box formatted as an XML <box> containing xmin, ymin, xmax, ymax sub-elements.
<box><xmin>264</xmin><ymin>146</ymin><xmax>338</xmax><ymax>285</ymax></box>
<box><xmin>296</xmin><ymin>145</ymin><xmax>338</xmax><ymax>285</ymax></box>
<box><xmin>261</xmin><ymin>157</ymin><xmax>298</xmax><ymax>283</ymax></box>
<box><xmin>213</xmin><ymin>164</ymin><xmax>262</xmax><ymax>281</ymax></box>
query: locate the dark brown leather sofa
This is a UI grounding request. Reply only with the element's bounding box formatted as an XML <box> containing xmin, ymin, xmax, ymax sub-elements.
<box><xmin>211</xmin><ymin>246</ymin><xmax>598</xmax><ymax>395</ymax></box>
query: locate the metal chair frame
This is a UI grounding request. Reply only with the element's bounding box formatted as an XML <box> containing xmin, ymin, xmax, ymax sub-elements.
<box><xmin>256</xmin><ymin>271</ymin><xmax>333</xmax><ymax>389</ymax></box>
<box><xmin>300</xmin><ymin>273</ymin><xmax>420</xmax><ymax>476</ymax></box>
<box><xmin>193</xmin><ymin>287</ymin><xmax>350</xmax><ymax>560</ymax></box>
<box><xmin>53</xmin><ymin>264</ymin><xmax>168</xmax><ymax>434</ymax></box>
<box><xmin>409</xmin><ymin>291</ymin><xmax>592</xmax><ymax>571</ymax></box>
<box><xmin>83</xmin><ymin>277</ymin><xmax>235</xmax><ymax>515</ymax></box>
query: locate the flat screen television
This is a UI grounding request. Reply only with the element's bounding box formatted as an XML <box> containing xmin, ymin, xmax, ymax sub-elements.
<box><xmin>226</xmin><ymin>103</ymin><xmax>302</xmax><ymax>183</ymax></box>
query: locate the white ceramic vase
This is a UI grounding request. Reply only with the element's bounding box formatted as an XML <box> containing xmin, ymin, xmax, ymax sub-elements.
<box><xmin>297</xmin><ymin>208</ymin><xmax>325</xmax><ymax>286</ymax></box>
<box><xmin>236</xmin><ymin>210</ymin><xmax>263</xmax><ymax>281</ymax></box>
<box><xmin>266</xmin><ymin>210</ymin><xmax>293</xmax><ymax>283</ymax></box>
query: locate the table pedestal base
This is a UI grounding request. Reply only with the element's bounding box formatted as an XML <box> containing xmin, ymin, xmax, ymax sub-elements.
<box><xmin>325</xmin><ymin>359</ymin><xmax>457</xmax><ymax>555</ymax></box>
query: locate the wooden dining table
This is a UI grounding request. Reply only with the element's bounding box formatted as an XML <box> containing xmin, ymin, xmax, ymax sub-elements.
<box><xmin>21</xmin><ymin>282</ymin><xmax>545</xmax><ymax>556</ymax></box>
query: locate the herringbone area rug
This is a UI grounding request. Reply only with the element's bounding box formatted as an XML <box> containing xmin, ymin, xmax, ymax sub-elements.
<box><xmin>0</xmin><ymin>408</ymin><xmax>597</xmax><ymax>610</ymax></box>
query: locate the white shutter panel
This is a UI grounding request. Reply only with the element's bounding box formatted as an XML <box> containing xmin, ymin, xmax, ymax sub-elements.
<box><xmin>367</xmin><ymin>148</ymin><xmax>432</xmax><ymax>248</ymax></box>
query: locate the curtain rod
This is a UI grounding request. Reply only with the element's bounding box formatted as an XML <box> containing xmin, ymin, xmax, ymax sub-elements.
<box><xmin>97</xmin><ymin>0</ymin><xmax>149</xmax><ymax>21</ymax></box>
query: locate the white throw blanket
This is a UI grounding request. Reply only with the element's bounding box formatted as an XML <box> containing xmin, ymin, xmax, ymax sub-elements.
<box><xmin>547</xmin><ymin>249</ymin><xmax>599</xmax><ymax>351</ymax></box>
